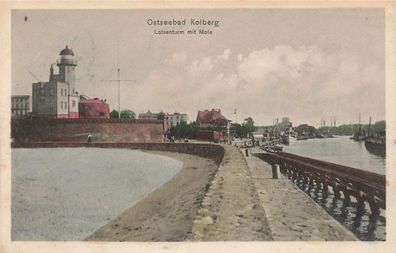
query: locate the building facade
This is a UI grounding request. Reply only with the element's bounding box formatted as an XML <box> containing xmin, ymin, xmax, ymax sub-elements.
<box><xmin>167</xmin><ymin>112</ymin><xmax>188</xmax><ymax>127</ymax></box>
<box><xmin>196</xmin><ymin>109</ymin><xmax>229</xmax><ymax>128</ymax></box>
<box><xmin>11</xmin><ymin>95</ymin><xmax>30</xmax><ymax>118</ymax></box>
<box><xmin>138</xmin><ymin>110</ymin><xmax>159</xmax><ymax>120</ymax></box>
<box><xmin>79</xmin><ymin>97</ymin><xmax>110</xmax><ymax>119</ymax></box>
<box><xmin>32</xmin><ymin>46</ymin><xmax>79</xmax><ymax>118</ymax></box>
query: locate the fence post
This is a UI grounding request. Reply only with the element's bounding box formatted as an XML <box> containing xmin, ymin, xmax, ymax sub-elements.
<box><xmin>272</xmin><ymin>164</ymin><xmax>281</xmax><ymax>179</ymax></box>
<box><xmin>245</xmin><ymin>148</ymin><xmax>249</xmax><ymax>157</ymax></box>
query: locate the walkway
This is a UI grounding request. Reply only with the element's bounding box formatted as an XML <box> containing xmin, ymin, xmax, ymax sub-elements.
<box><xmin>190</xmin><ymin>145</ymin><xmax>357</xmax><ymax>241</ymax></box>
<box><xmin>190</xmin><ymin>145</ymin><xmax>273</xmax><ymax>240</ymax></box>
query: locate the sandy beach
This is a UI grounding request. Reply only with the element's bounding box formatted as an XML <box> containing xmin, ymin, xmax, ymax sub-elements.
<box><xmin>85</xmin><ymin>151</ymin><xmax>219</xmax><ymax>241</ymax></box>
<box><xmin>86</xmin><ymin>145</ymin><xmax>357</xmax><ymax>241</ymax></box>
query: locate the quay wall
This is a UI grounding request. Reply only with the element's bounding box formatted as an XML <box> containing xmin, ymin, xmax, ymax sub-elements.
<box><xmin>11</xmin><ymin>142</ymin><xmax>225</xmax><ymax>166</ymax></box>
<box><xmin>11</xmin><ymin>118</ymin><xmax>165</xmax><ymax>143</ymax></box>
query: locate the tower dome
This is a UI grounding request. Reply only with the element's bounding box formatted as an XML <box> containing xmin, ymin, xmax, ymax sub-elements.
<box><xmin>59</xmin><ymin>45</ymin><xmax>74</xmax><ymax>56</ymax></box>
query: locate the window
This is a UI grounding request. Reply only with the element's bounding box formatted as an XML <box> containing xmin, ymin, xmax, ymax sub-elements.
<box><xmin>61</xmin><ymin>89</ymin><xmax>63</xmax><ymax>96</ymax></box>
<box><xmin>61</xmin><ymin>101</ymin><xmax>63</xmax><ymax>109</ymax></box>
<box><xmin>65</xmin><ymin>101</ymin><xmax>67</xmax><ymax>108</ymax></box>
<box><xmin>72</xmin><ymin>100</ymin><xmax>76</xmax><ymax>107</ymax></box>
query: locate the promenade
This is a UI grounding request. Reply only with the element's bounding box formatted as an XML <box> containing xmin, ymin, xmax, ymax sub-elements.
<box><xmin>189</xmin><ymin>144</ymin><xmax>357</xmax><ymax>241</ymax></box>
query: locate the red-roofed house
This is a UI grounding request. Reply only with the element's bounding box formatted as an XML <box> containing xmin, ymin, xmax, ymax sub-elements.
<box><xmin>196</xmin><ymin>109</ymin><xmax>230</xmax><ymax>128</ymax></box>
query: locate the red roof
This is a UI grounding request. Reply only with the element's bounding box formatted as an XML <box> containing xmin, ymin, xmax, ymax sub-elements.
<box><xmin>197</xmin><ymin>109</ymin><xmax>229</xmax><ymax>126</ymax></box>
<box><xmin>60</xmin><ymin>45</ymin><xmax>74</xmax><ymax>56</ymax></box>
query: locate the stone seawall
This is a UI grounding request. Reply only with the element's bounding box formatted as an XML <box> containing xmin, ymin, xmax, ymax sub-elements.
<box><xmin>11</xmin><ymin>118</ymin><xmax>165</xmax><ymax>143</ymax></box>
<box><xmin>11</xmin><ymin>142</ymin><xmax>225</xmax><ymax>166</ymax></box>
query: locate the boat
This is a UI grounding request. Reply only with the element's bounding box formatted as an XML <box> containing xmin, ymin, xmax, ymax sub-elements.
<box><xmin>365</xmin><ymin>137</ymin><xmax>386</xmax><ymax>157</ymax></box>
<box><xmin>281</xmin><ymin>135</ymin><xmax>289</xmax><ymax>145</ymax></box>
<box><xmin>353</xmin><ymin>134</ymin><xmax>367</xmax><ymax>141</ymax></box>
<box><xmin>352</xmin><ymin>113</ymin><xmax>366</xmax><ymax>141</ymax></box>
<box><xmin>289</xmin><ymin>135</ymin><xmax>297</xmax><ymax>144</ymax></box>
<box><xmin>297</xmin><ymin>135</ymin><xmax>310</xmax><ymax>141</ymax></box>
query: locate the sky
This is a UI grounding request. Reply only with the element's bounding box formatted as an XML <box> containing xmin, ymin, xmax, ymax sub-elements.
<box><xmin>11</xmin><ymin>9</ymin><xmax>385</xmax><ymax>126</ymax></box>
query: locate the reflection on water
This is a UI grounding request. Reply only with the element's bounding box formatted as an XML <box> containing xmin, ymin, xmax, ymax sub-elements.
<box><xmin>289</xmin><ymin>170</ymin><xmax>386</xmax><ymax>241</ymax></box>
<box><xmin>283</xmin><ymin>136</ymin><xmax>385</xmax><ymax>175</ymax></box>
<box><xmin>283</xmin><ymin>137</ymin><xmax>386</xmax><ymax>240</ymax></box>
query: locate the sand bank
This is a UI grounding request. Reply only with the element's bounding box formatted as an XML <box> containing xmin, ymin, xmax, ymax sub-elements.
<box><xmin>85</xmin><ymin>151</ymin><xmax>218</xmax><ymax>241</ymax></box>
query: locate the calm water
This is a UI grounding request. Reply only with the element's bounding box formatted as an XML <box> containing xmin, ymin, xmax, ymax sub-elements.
<box><xmin>12</xmin><ymin>148</ymin><xmax>182</xmax><ymax>241</ymax></box>
<box><xmin>282</xmin><ymin>136</ymin><xmax>386</xmax><ymax>240</ymax></box>
<box><xmin>283</xmin><ymin>136</ymin><xmax>385</xmax><ymax>175</ymax></box>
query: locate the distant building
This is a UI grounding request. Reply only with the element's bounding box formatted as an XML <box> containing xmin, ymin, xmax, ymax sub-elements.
<box><xmin>79</xmin><ymin>97</ymin><xmax>110</xmax><ymax>119</ymax></box>
<box><xmin>139</xmin><ymin>110</ymin><xmax>188</xmax><ymax>128</ymax></box>
<box><xmin>138</xmin><ymin>110</ymin><xmax>159</xmax><ymax>120</ymax></box>
<box><xmin>196</xmin><ymin>109</ymin><xmax>229</xmax><ymax>128</ymax></box>
<box><xmin>11</xmin><ymin>95</ymin><xmax>30</xmax><ymax>118</ymax></box>
<box><xmin>277</xmin><ymin>117</ymin><xmax>293</xmax><ymax>133</ymax></box>
<box><xmin>32</xmin><ymin>46</ymin><xmax>79</xmax><ymax>118</ymax></box>
<box><xmin>168</xmin><ymin>112</ymin><xmax>188</xmax><ymax>127</ymax></box>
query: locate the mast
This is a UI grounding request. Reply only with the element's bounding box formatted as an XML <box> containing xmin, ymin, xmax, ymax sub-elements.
<box><xmin>101</xmin><ymin>42</ymin><xmax>135</xmax><ymax>119</ymax></box>
<box><xmin>358</xmin><ymin>113</ymin><xmax>361</xmax><ymax>135</ymax></box>
<box><xmin>117</xmin><ymin>43</ymin><xmax>120</xmax><ymax>119</ymax></box>
<box><xmin>368</xmin><ymin>116</ymin><xmax>372</xmax><ymax>137</ymax></box>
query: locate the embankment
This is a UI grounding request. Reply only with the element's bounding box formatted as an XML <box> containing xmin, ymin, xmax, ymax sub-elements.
<box><xmin>12</xmin><ymin>142</ymin><xmax>224</xmax><ymax>166</ymax></box>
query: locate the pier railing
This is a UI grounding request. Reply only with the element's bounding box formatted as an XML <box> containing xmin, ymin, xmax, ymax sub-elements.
<box><xmin>254</xmin><ymin>152</ymin><xmax>386</xmax><ymax>229</ymax></box>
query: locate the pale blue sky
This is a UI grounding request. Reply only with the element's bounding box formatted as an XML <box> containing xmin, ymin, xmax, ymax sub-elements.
<box><xmin>12</xmin><ymin>9</ymin><xmax>385</xmax><ymax>126</ymax></box>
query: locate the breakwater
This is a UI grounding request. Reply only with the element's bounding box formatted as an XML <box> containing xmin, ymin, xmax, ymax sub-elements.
<box><xmin>11</xmin><ymin>142</ymin><xmax>225</xmax><ymax>166</ymax></box>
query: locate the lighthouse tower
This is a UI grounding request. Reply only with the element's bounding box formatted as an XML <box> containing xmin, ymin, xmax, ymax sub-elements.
<box><xmin>32</xmin><ymin>45</ymin><xmax>80</xmax><ymax>118</ymax></box>
<box><xmin>58</xmin><ymin>45</ymin><xmax>77</xmax><ymax>95</ymax></box>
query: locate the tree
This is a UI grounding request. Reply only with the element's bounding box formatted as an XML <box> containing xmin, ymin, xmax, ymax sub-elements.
<box><xmin>110</xmin><ymin>110</ymin><xmax>119</xmax><ymax>119</ymax></box>
<box><xmin>110</xmin><ymin>109</ymin><xmax>136</xmax><ymax>119</ymax></box>
<box><xmin>242</xmin><ymin>117</ymin><xmax>256</xmax><ymax>137</ymax></box>
<box><xmin>120</xmin><ymin>109</ymin><xmax>136</xmax><ymax>119</ymax></box>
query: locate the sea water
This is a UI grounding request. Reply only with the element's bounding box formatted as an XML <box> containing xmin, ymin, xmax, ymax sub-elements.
<box><xmin>12</xmin><ymin>148</ymin><xmax>182</xmax><ymax>241</ymax></box>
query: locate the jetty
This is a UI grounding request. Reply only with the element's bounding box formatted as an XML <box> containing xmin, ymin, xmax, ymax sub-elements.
<box><xmin>11</xmin><ymin>141</ymin><xmax>385</xmax><ymax>241</ymax></box>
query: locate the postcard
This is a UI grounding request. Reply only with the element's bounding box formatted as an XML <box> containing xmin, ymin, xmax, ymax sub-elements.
<box><xmin>0</xmin><ymin>1</ymin><xmax>395</xmax><ymax>253</ymax></box>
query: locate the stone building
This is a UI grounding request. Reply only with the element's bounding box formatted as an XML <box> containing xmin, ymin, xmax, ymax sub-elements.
<box><xmin>168</xmin><ymin>112</ymin><xmax>188</xmax><ymax>127</ymax></box>
<box><xmin>138</xmin><ymin>110</ymin><xmax>159</xmax><ymax>120</ymax></box>
<box><xmin>32</xmin><ymin>46</ymin><xmax>80</xmax><ymax>118</ymax></box>
<box><xmin>11</xmin><ymin>95</ymin><xmax>30</xmax><ymax>118</ymax></box>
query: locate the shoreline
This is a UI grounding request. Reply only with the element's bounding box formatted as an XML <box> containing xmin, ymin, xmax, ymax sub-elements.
<box><xmin>85</xmin><ymin>151</ymin><xmax>219</xmax><ymax>241</ymax></box>
<box><xmin>11</xmin><ymin>143</ymin><xmax>362</xmax><ymax>241</ymax></box>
